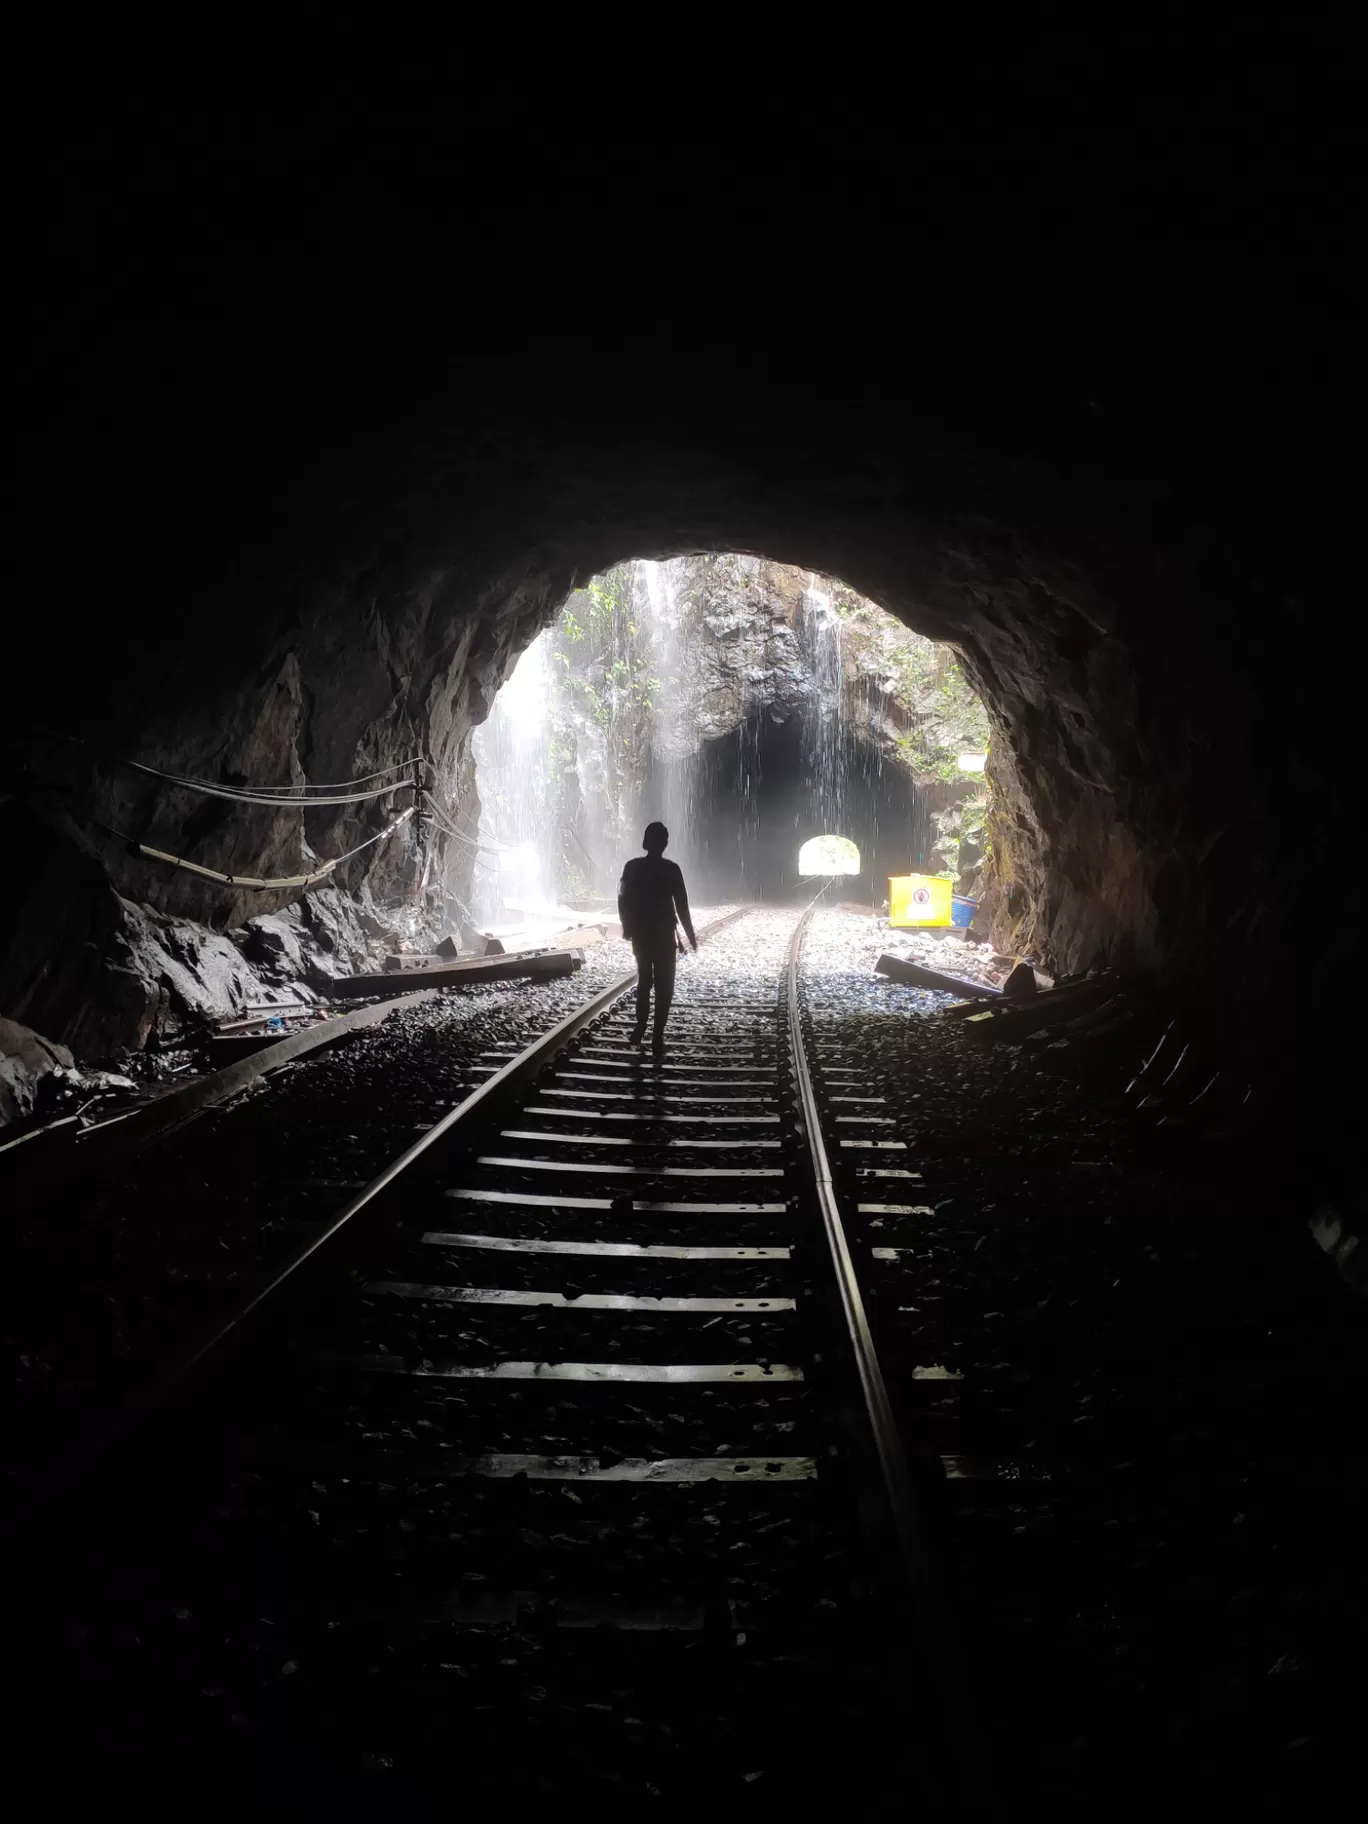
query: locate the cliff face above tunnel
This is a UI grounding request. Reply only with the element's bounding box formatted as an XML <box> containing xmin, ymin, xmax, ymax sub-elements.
<box><xmin>626</xmin><ymin>555</ymin><xmax>989</xmax><ymax>779</ymax></box>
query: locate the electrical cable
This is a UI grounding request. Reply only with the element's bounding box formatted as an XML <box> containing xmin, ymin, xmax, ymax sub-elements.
<box><xmin>73</xmin><ymin>740</ymin><xmax>512</xmax><ymax>887</ymax></box>
<box><xmin>421</xmin><ymin>792</ymin><xmax>513</xmax><ymax>857</ymax></box>
<box><xmin>420</xmin><ymin>791</ymin><xmax>479</xmax><ymax>841</ymax></box>
<box><xmin>121</xmin><ymin>759</ymin><xmax>413</xmax><ymax>808</ymax></box>
<box><xmin>128</xmin><ymin>806</ymin><xmax>416</xmax><ymax>890</ymax></box>
<box><xmin>87</xmin><ymin>816</ymin><xmax>137</xmax><ymax>846</ymax></box>
<box><xmin>137</xmin><ymin>755</ymin><xmax>422</xmax><ymax>795</ymax></box>
<box><xmin>222</xmin><ymin>757</ymin><xmax>419</xmax><ymax>792</ymax></box>
<box><xmin>9</xmin><ymin>730</ymin><xmax>422</xmax><ymax>801</ymax></box>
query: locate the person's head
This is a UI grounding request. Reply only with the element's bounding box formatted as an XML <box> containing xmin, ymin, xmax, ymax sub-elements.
<box><xmin>643</xmin><ymin>821</ymin><xmax>669</xmax><ymax>856</ymax></box>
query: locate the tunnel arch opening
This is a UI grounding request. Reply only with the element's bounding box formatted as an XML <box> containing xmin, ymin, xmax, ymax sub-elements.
<box><xmin>6</xmin><ymin>309</ymin><xmax>1348</xmax><ymax>1080</ymax></box>
<box><xmin>3</xmin><ymin>49</ymin><xmax>1350</xmax><ymax>1113</ymax></box>
<box><xmin>465</xmin><ymin>555</ymin><xmax>990</xmax><ymax>921</ymax></box>
<box><xmin>799</xmin><ymin>836</ymin><xmax>861</xmax><ymax>878</ymax></box>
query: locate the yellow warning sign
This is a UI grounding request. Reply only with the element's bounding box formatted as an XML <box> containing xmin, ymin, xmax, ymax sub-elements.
<box><xmin>888</xmin><ymin>874</ymin><xmax>953</xmax><ymax>928</ymax></box>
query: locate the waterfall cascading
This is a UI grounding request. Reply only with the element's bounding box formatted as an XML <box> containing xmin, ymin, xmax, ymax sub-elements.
<box><xmin>800</xmin><ymin>575</ymin><xmax>849</xmax><ymax>841</ymax></box>
<box><xmin>633</xmin><ymin>557</ymin><xmax>696</xmax><ymax>870</ymax></box>
<box><xmin>571</xmin><ymin>561</ymin><xmax>665</xmax><ymax>892</ymax></box>
<box><xmin>471</xmin><ymin>559</ymin><xmax>688</xmax><ymax>918</ymax></box>
<box><xmin>470</xmin><ymin>634</ymin><xmax>558</xmax><ymax>921</ymax></box>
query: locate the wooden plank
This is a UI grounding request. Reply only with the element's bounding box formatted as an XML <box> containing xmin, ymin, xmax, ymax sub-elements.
<box><xmin>239</xmin><ymin>1447</ymin><xmax>818</xmax><ymax>1483</ymax></box>
<box><xmin>208</xmin><ymin>1023</ymin><xmax>356</xmax><ymax>1065</ymax></box>
<box><xmin>4</xmin><ymin>991</ymin><xmax>441</xmax><ymax>1213</ymax></box>
<box><xmin>384</xmin><ymin>924</ymin><xmax>606</xmax><ymax>973</ymax></box>
<box><xmin>418</xmin><ymin>1233</ymin><xmax>790</xmax><ymax>1259</ymax></box>
<box><xmin>329</xmin><ymin>949</ymin><xmax>578</xmax><ymax>999</ymax></box>
<box><xmin>875</xmin><ymin>952</ymin><xmax>1000</xmax><ymax>997</ymax></box>
<box><xmin>318</xmin><ymin>1353</ymin><xmax>804</xmax><ymax>1382</ymax></box>
<box><xmin>366</xmin><ymin>1282</ymin><xmax>795</xmax><ymax>1313</ymax></box>
<box><xmin>949</xmin><ymin>974</ymin><xmax>1120</xmax><ymax>1033</ymax></box>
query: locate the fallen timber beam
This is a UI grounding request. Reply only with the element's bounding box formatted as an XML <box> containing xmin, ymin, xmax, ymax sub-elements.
<box><xmin>208</xmin><ymin>1024</ymin><xmax>354</xmax><ymax>1065</ymax></box>
<box><xmin>2</xmin><ymin>990</ymin><xmax>441</xmax><ymax>1212</ymax></box>
<box><xmin>875</xmin><ymin>953</ymin><xmax>1002</xmax><ymax>998</ymax></box>
<box><xmin>384</xmin><ymin>925</ymin><xmax>606</xmax><ymax>974</ymax></box>
<box><xmin>953</xmin><ymin>975</ymin><xmax>1122</xmax><ymax>1039</ymax></box>
<box><xmin>330</xmin><ymin>949</ymin><xmax>579</xmax><ymax>1000</ymax></box>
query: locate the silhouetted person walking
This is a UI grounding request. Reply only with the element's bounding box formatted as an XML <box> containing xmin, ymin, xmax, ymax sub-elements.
<box><xmin>618</xmin><ymin>822</ymin><xmax>697</xmax><ymax>1053</ymax></box>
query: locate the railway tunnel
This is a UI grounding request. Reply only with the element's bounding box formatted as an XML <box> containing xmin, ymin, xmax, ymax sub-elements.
<box><xmin>682</xmin><ymin>711</ymin><xmax>928</xmax><ymax>904</ymax></box>
<box><xmin>6</xmin><ymin>51</ymin><xmax>1364</xmax><ymax>1813</ymax></box>
<box><xmin>8</xmin><ymin>379</ymin><xmax>1350</xmax><ymax>1065</ymax></box>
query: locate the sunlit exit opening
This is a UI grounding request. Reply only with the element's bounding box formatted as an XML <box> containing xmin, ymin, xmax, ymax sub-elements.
<box><xmin>799</xmin><ymin>834</ymin><xmax>861</xmax><ymax>877</ymax></box>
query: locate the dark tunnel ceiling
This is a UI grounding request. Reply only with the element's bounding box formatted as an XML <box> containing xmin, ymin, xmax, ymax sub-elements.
<box><xmin>13</xmin><ymin>48</ymin><xmax>1359</xmax><ymax>1043</ymax></box>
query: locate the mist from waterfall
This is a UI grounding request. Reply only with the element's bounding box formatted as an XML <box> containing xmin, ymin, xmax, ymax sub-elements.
<box><xmin>469</xmin><ymin>636</ymin><xmax>556</xmax><ymax>922</ymax></box>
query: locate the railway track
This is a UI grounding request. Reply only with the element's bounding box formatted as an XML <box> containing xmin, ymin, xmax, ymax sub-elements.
<box><xmin>3</xmin><ymin>913</ymin><xmax>740</xmax><ymax>1485</ymax></box>
<box><xmin>17</xmin><ymin>907</ymin><xmax>968</xmax><ymax>1809</ymax></box>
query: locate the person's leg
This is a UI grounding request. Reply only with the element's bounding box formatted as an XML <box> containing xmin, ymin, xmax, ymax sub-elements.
<box><xmin>632</xmin><ymin>947</ymin><xmax>651</xmax><ymax>1042</ymax></box>
<box><xmin>651</xmin><ymin>948</ymin><xmax>677</xmax><ymax>1048</ymax></box>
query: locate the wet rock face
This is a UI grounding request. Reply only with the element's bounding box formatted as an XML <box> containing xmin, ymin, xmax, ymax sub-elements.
<box><xmin>34</xmin><ymin>574</ymin><xmax>550</xmax><ymax>936</ymax></box>
<box><xmin>0</xmin><ymin>1018</ymin><xmax>75</xmax><ymax>1126</ymax></box>
<box><xmin>635</xmin><ymin>556</ymin><xmax>985</xmax><ymax>773</ymax></box>
<box><xmin>928</xmin><ymin>795</ymin><xmax>988</xmax><ymax>901</ymax></box>
<box><xmin>0</xmin><ymin>802</ymin><xmax>430</xmax><ymax>1072</ymax></box>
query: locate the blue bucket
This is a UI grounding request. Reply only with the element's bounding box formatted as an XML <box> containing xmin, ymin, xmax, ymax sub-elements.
<box><xmin>950</xmin><ymin>895</ymin><xmax>977</xmax><ymax>928</ymax></box>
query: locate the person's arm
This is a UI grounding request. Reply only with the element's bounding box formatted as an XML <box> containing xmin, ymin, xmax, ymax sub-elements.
<box><xmin>672</xmin><ymin>867</ymin><xmax>697</xmax><ymax>951</ymax></box>
<box><xmin>617</xmin><ymin>869</ymin><xmax>633</xmax><ymax>943</ymax></box>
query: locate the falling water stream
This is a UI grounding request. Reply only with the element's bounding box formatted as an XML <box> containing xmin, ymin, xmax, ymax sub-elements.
<box><xmin>470</xmin><ymin>636</ymin><xmax>555</xmax><ymax>922</ymax></box>
<box><xmin>635</xmin><ymin>558</ymin><xmax>694</xmax><ymax>860</ymax></box>
<box><xmin>800</xmin><ymin>575</ymin><xmax>849</xmax><ymax>839</ymax></box>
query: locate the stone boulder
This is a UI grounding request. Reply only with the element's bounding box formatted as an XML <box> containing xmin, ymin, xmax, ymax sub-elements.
<box><xmin>240</xmin><ymin>909</ymin><xmax>308</xmax><ymax>977</ymax></box>
<box><xmin>0</xmin><ymin>801</ymin><xmax>132</xmax><ymax>1052</ymax></box>
<box><xmin>0</xmin><ymin>1018</ymin><xmax>75</xmax><ymax>1127</ymax></box>
<box><xmin>0</xmin><ymin>802</ymin><xmax>298</xmax><ymax>1056</ymax></box>
<box><xmin>295</xmin><ymin>885</ymin><xmax>396</xmax><ymax>989</ymax></box>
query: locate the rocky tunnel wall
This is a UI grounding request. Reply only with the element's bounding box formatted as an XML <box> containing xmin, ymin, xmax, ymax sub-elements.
<box><xmin>12</xmin><ymin>82</ymin><xmax>1355</xmax><ymax>1067</ymax></box>
<box><xmin>6</xmin><ymin>378</ymin><xmax>1349</xmax><ymax>1058</ymax></box>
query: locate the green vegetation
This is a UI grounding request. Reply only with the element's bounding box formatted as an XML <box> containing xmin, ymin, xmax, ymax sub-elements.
<box><xmin>549</xmin><ymin>567</ymin><xmax>659</xmax><ymax>736</ymax></box>
<box><xmin>827</xmin><ymin>575</ymin><xmax>989</xmax><ymax>780</ymax></box>
<box><xmin>544</xmin><ymin>565</ymin><xmax>662</xmax><ymax>861</ymax></box>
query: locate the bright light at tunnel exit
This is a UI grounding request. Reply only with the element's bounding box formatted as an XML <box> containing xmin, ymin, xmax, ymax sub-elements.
<box><xmin>799</xmin><ymin>834</ymin><xmax>860</xmax><ymax>876</ymax></box>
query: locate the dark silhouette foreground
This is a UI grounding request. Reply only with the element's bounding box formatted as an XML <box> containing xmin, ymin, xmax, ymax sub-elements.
<box><xmin>617</xmin><ymin>822</ymin><xmax>696</xmax><ymax>1052</ymax></box>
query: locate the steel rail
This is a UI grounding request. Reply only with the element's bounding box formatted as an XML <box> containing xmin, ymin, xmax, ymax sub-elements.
<box><xmin>170</xmin><ymin>905</ymin><xmax>748</xmax><ymax>1373</ymax></box>
<box><xmin>785</xmin><ymin>906</ymin><xmax>971</xmax><ymax>1738</ymax></box>
<box><xmin>14</xmin><ymin>907</ymin><xmax>754</xmax><ymax>1520</ymax></box>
